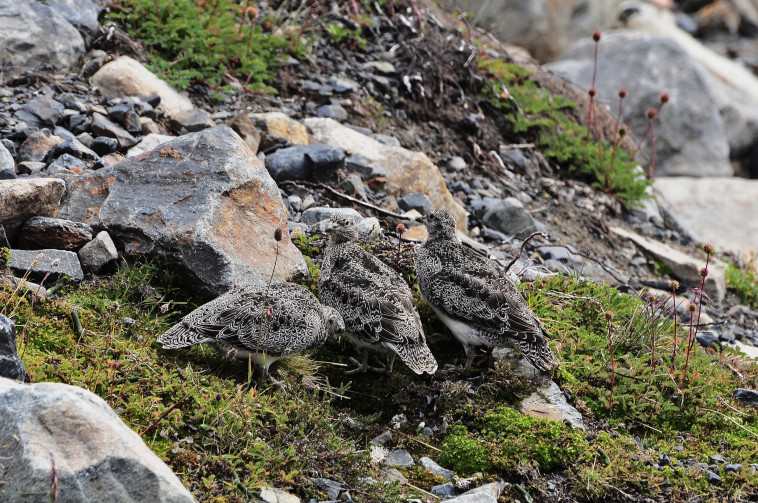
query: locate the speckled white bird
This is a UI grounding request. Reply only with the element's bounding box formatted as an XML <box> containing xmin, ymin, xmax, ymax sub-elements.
<box><xmin>416</xmin><ymin>210</ymin><xmax>558</xmax><ymax>372</ymax></box>
<box><xmin>158</xmin><ymin>282</ymin><xmax>344</xmax><ymax>381</ymax></box>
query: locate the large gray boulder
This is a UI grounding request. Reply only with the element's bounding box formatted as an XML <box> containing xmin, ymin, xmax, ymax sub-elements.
<box><xmin>547</xmin><ymin>30</ymin><xmax>732</xmax><ymax>177</ymax></box>
<box><xmin>0</xmin><ymin>377</ymin><xmax>194</xmax><ymax>502</ymax></box>
<box><xmin>47</xmin><ymin>0</ymin><xmax>102</xmax><ymax>32</ymax></box>
<box><xmin>58</xmin><ymin>126</ymin><xmax>307</xmax><ymax>296</ymax></box>
<box><xmin>455</xmin><ymin>0</ymin><xmax>623</xmax><ymax>62</ymax></box>
<box><xmin>0</xmin><ymin>0</ymin><xmax>86</xmax><ymax>79</ymax></box>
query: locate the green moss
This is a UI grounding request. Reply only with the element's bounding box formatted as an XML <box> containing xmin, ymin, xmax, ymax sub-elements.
<box><xmin>482</xmin><ymin>406</ymin><xmax>586</xmax><ymax>471</ymax></box>
<box><xmin>438</xmin><ymin>425</ymin><xmax>493</xmax><ymax>475</ymax></box>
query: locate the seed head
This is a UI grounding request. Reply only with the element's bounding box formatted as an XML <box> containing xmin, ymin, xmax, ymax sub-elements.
<box><xmin>604</xmin><ymin>310</ymin><xmax>615</xmax><ymax>320</ymax></box>
<box><xmin>648</xmin><ymin>293</ymin><xmax>657</xmax><ymax>303</ymax></box>
<box><xmin>588</xmin><ymin>87</ymin><xmax>597</xmax><ymax>98</ymax></box>
<box><xmin>703</xmin><ymin>243</ymin><xmax>714</xmax><ymax>255</ymax></box>
<box><xmin>669</xmin><ymin>280</ymin><xmax>679</xmax><ymax>290</ymax></box>
<box><xmin>618</xmin><ymin>126</ymin><xmax>628</xmax><ymax>137</ymax></box>
<box><xmin>396</xmin><ymin>223</ymin><xmax>407</xmax><ymax>233</ymax></box>
<box><xmin>659</xmin><ymin>92</ymin><xmax>670</xmax><ymax>104</ymax></box>
<box><xmin>646</xmin><ymin>108</ymin><xmax>658</xmax><ymax>120</ymax></box>
<box><xmin>274</xmin><ymin>227</ymin><xmax>283</xmax><ymax>242</ymax></box>
<box><xmin>592</xmin><ymin>30</ymin><xmax>601</xmax><ymax>42</ymax></box>
<box><xmin>699</xmin><ymin>268</ymin><xmax>709</xmax><ymax>278</ymax></box>
<box><xmin>618</xmin><ymin>89</ymin><xmax>628</xmax><ymax>99</ymax></box>
<box><xmin>688</xmin><ymin>303</ymin><xmax>697</xmax><ymax>313</ymax></box>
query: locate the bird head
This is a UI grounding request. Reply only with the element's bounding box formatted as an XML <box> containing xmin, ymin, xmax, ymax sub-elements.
<box><xmin>322</xmin><ymin>306</ymin><xmax>345</xmax><ymax>339</ymax></box>
<box><xmin>325</xmin><ymin>214</ymin><xmax>360</xmax><ymax>244</ymax></box>
<box><xmin>418</xmin><ymin>210</ymin><xmax>457</xmax><ymax>240</ymax></box>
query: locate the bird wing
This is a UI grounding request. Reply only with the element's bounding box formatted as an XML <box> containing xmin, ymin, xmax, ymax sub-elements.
<box><xmin>427</xmin><ymin>264</ymin><xmax>541</xmax><ymax>337</ymax></box>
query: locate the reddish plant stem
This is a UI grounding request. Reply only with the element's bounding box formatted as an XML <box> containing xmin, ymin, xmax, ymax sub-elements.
<box><xmin>288</xmin><ymin>0</ymin><xmax>315</xmax><ymax>53</ymax></box>
<box><xmin>407</xmin><ymin>0</ymin><xmax>424</xmax><ymax>32</ymax></box>
<box><xmin>648</xmin><ymin>119</ymin><xmax>656</xmax><ymax>179</ymax></box>
<box><xmin>670</xmin><ymin>288</ymin><xmax>679</xmax><ymax>375</ymax></box>
<box><xmin>680</xmin><ymin>254</ymin><xmax>711</xmax><ymax>389</ymax></box>
<box><xmin>609</xmin><ymin>94</ymin><xmax>625</xmax><ymax>184</ymax></box>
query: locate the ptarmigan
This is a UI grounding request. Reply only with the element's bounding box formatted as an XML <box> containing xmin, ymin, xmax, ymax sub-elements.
<box><xmin>416</xmin><ymin>210</ymin><xmax>559</xmax><ymax>372</ymax></box>
<box><xmin>319</xmin><ymin>214</ymin><xmax>438</xmax><ymax>375</ymax></box>
<box><xmin>158</xmin><ymin>282</ymin><xmax>344</xmax><ymax>381</ymax></box>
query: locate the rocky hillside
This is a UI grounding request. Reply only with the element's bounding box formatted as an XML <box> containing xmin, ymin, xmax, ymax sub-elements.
<box><xmin>2</xmin><ymin>0</ymin><xmax>758</xmax><ymax>502</ymax></box>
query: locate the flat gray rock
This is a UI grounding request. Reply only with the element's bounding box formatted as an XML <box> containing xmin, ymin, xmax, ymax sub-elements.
<box><xmin>521</xmin><ymin>379</ymin><xmax>585</xmax><ymax>430</ymax></box>
<box><xmin>9</xmin><ymin>248</ymin><xmax>84</xmax><ymax>282</ymax></box>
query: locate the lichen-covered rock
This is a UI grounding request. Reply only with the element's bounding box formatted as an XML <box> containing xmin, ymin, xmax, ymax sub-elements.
<box><xmin>58</xmin><ymin>126</ymin><xmax>306</xmax><ymax>296</ymax></box>
<box><xmin>304</xmin><ymin>118</ymin><xmax>467</xmax><ymax>231</ymax></box>
<box><xmin>0</xmin><ymin>377</ymin><xmax>194</xmax><ymax>502</ymax></box>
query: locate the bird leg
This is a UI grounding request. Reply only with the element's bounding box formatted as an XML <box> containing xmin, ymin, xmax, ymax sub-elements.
<box><xmin>463</xmin><ymin>344</ymin><xmax>477</xmax><ymax>370</ymax></box>
<box><xmin>263</xmin><ymin>367</ymin><xmax>287</xmax><ymax>392</ymax></box>
<box><xmin>346</xmin><ymin>350</ymin><xmax>392</xmax><ymax>374</ymax></box>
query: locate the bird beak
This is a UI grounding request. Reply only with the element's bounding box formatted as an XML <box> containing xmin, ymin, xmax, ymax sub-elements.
<box><xmin>324</xmin><ymin>221</ymin><xmax>336</xmax><ymax>233</ymax></box>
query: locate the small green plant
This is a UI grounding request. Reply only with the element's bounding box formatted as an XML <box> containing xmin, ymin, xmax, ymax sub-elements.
<box><xmin>477</xmin><ymin>54</ymin><xmax>651</xmax><ymax>206</ymax></box>
<box><xmin>108</xmin><ymin>0</ymin><xmax>297</xmax><ymax>90</ymax></box>
<box><xmin>726</xmin><ymin>262</ymin><xmax>758</xmax><ymax>307</ymax></box>
<box><xmin>325</xmin><ymin>22</ymin><xmax>367</xmax><ymax>50</ymax></box>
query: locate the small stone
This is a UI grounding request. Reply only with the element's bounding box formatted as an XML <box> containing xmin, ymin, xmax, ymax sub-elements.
<box><xmin>447</xmin><ymin>156</ymin><xmax>467</xmax><ymax>171</ymax></box>
<box><xmin>0</xmin><ymin>142</ymin><xmax>15</xmax><ymax>180</ymax></box>
<box><xmin>310</xmin><ymin>477</ymin><xmax>341</xmax><ymax>500</ymax></box>
<box><xmin>287</xmin><ymin>195</ymin><xmax>302</xmax><ymax>213</ymax></box>
<box><xmin>696</xmin><ymin>333</ymin><xmax>721</xmax><ymax>351</ymax></box>
<box><xmin>126</xmin><ymin>133</ymin><xmax>174</xmax><ymax>158</ymax></box>
<box><xmin>77</xmin><ymin>231</ymin><xmax>118</xmax><ymax>273</ymax></box>
<box><xmin>361</xmin><ymin>61</ymin><xmax>396</xmax><ymax>74</ymax></box>
<box><xmin>20</xmin><ymin>216</ymin><xmax>93</xmax><ymax>250</ymax></box>
<box><xmin>166</xmin><ymin>108</ymin><xmax>214</xmax><ymax>134</ymax></box>
<box><xmin>258</xmin><ymin>486</ymin><xmax>300</xmax><ymax>503</ymax></box>
<box><xmin>90</xmin><ymin>136</ymin><xmax>119</xmax><ymax>156</ymax></box>
<box><xmin>709</xmin><ymin>454</ymin><xmax>726</xmax><ymax>464</ymax></box>
<box><xmin>431</xmin><ymin>482</ymin><xmax>456</xmax><ymax>499</ymax></box>
<box><xmin>733</xmin><ymin>388</ymin><xmax>758</xmax><ymax>406</ymax></box>
<box><xmin>317</xmin><ymin>103</ymin><xmax>348</xmax><ymax>122</ymax></box>
<box><xmin>383</xmin><ymin>468</ymin><xmax>407</xmax><ymax>483</ymax></box>
<box><xmin>370</xmin><ymin>430</ymin><xmax>392</xmax><ymax>447</ymax></box>
<box><xmin>482</xmin><ymin>197</ymin><xmax>537</xmax><ymax>240</ymax></box>
<box><xmin>659</xmin><ymin>454</ymin><xmax>671</xmax><ymax>467</ymax></box>
<box><xmin>503</xmin><ymin>149</ymin><xmax>527</xmax><ymax>169</ymax></box>
<box><xmin>725</xmin><ymin>464</ymin><xmax>742</xmax><ymax>473</ymax></box>
<box><xmin>14</xmin><ymin>94</ymin><xmax>64</xmax><ymax>129</ymax></box>
<box><xmin>383</xmin><ymin>449</ymin><xmax>414</xmax><ymax>468</ymax></box>
<box><xmin>328</xmin><ymin>76</ymin><xmax>359</xmax><ymax>93</ymax></box>
<box><xmin>357</xmin><ymin>217</ymin><xmax>380</xmax><ymax>240</ymax></box>
<box><xmin>306</xmin><ymin>145</ymin><xmax>345</xmax><ymax>179</ymax></box>
<box><xmin>91</xmin><ymin>112</ymin><xmax>137</xmax><ymax>149</ymax></box>
<box><xmin>0</xmin><ymin>315</ymin><xmax>25</xmax><ymax>381</ymax></box>
<box><xmin>18</xmin><ymin>131</ymin><xmax>63</xmax><ymax>163</ymax></box>
<box><xmin>706</xmin><ymin>470</ymin><xmax>722</xmax><ymax>484</ymax></box>
<box><xmin>417</xmin><ymin>457</ymin><xmax>454</xmax><ymax>479</ymax></box>
<box><xmin>46</xmin><ymin>138</ymin><xmax>100</xmax><ymax>161</ymax></box>
<box><xmin>47</xmin><ymin>154</ymin><xmax>86</xmax><ymax>175</ymax></box>
<box><xmin>301</xmin><ymin>207</ymin><xmax>362</xmax><ymax>225</ymax></box>
<box><xmin>15</xmin><ymin>162</ymin><xmax>45</xmax><ymax>176</ymax></box>
<box><xmin>398</xmin><ymin>192</ymin><xmax>434</xmax><ymax>215</ymax></box>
